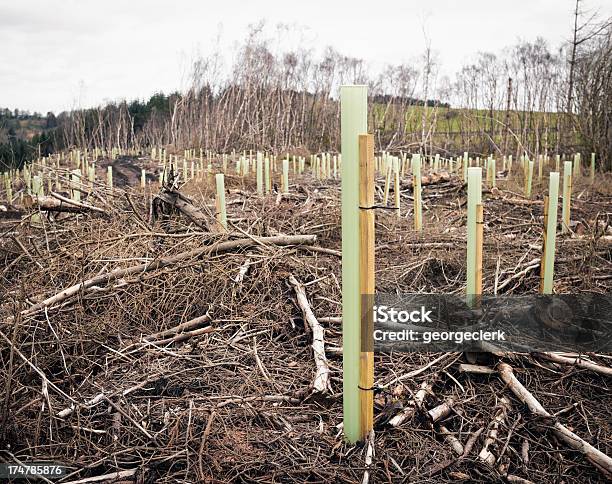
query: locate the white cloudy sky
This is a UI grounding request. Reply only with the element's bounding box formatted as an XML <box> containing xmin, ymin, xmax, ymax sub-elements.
<box><xmin>1</xmin><ymin>0</ymin><xmax>610</xmax><ymax>114</ymax></box>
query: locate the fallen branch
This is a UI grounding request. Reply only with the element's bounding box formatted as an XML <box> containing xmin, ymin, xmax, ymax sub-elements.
<box><xmin>478</xmin><ymin>397</ymin><xmax>510</xmax><ymax>465</ymax></box>
<box><xmin>498</xmin><ymin>362</ymin><xmax>612</xmax><ymax>477</ymax></box>
<box><xmin>288</xmin><ymin>274</ymin><xmax>331</xmax><ymax>393</ymax></box>
<box><xmin>143</xmin><ymin>313</ymin><xmax>211</xmax><ymax>342</ymax></box>
<box><xmin>533</xmin><ymin>352</ymin><xmax>612</xmax><ymax>377</ymax></box>
<box><xmin>23</xmin><ymin>193</ymin><xmax>107</xmax><ymax>215</ymax></box>
<box><xmin>361</xmin><ymin>430</ymin><xmax>375</xmax><ymax>484</ymax></box>
<box><xmin>439</xmin><ymin>425</ymin><xmax>464</xmax><ymax>456</ymax></box>
<box><xmin>428</xmin><ymin>398</ymin><xmax>455</xmax><ymax>423</ymax></box>
<box><xmin>389</xmin><ymin>380</ymin><xmax>432</xmax><ymax>427</ymax></box>
<box><xmin>62</xmin><ymin>469</ymin><xmax>137</xmax><ymax>484</ymax></box>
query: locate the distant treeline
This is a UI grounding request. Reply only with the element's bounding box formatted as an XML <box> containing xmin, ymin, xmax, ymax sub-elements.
<box><xmin>2</xmin><ymin>14</ymin><xmax>610</xmax><ymax>170</ymax></box>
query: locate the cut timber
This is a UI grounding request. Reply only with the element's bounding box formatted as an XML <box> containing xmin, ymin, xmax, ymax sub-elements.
<box><xmin>23</xmin><ymin>235</ymin><xmax>316</xmax><ymax>316</ymax></box>
<box><xmin>498</xmin><ymin>362</ymin><xmax>612</xmax><ymax>477</ymax></box>
<box><xmin>288</xmin><ymin>274</ymin><xmax>331</xmax><ymax>393</ymax></box>
<box><xmin>24</xmin><ymin>193</ymin><xmax>106</xmax><ymax>215</ymax></box>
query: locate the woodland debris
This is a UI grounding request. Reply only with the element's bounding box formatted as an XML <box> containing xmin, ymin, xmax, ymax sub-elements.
<box><xmin>153</xmin><ymin>189</ymin><xmax>212</xmax><ymax>230</ymax></box>
<box><xmin>498</xmin><ymin>362</ymin><xmax>612</xmax><ymax>478</ymax></box>
<box><xmin>23</xmin><ymin>193</ymin><xmax>107</xmax><ymax>215</ymax></box>
<box><xmin>288</xmin><ymin>274</ymin><xmax>331</xmax><ymax>393</ymax></box>
<box><xmin>533</xmin><ymin>352</ymin><xmax>612</xmax><ymax>377</ymax></box>
<box><xmin>428</xmin><ymin>398</ymin><xmax>455</xmax><ymax>423</ymax></box>
<box><xmin>439</xmin><ymin>425</ymin><xmax>465</xmax><ymax>456</ymax></box>
<box><xmin>22</xmin><ymin>234</ymin><xmax>316</xmax><ymax>316</ymax></box>
<box><xmin>478</xmin><ymin>396</ymin><xmax>511</xmax><ymax>465</ymax></box>
<box><xmin>388</xmin><ymin>380</ymin><xmax>432</xmax><ymax>427</ymax></box>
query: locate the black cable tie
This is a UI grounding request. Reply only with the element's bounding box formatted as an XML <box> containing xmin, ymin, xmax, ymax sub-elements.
<box><xmin>358</xmin><ymin>385</ymin><xmax>376</xmax><ymax>391</ymax></box>
<box><xmin>359</xmin><ymin>205</ymin><xmax>400</xmax><ymax>211</ymax></box>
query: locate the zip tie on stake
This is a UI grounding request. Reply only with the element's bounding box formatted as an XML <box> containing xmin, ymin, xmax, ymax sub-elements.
<box><xmin>359</xmin><ymin>205</ymin><xmax>400</xmax><ymax>210</ymax></box>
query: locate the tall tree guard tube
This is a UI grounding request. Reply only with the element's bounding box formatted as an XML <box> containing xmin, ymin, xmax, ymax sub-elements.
<box><xmin>341</xmin><ymin>85</ymin><xmax>368</xmax><ymax>443</ymax></box>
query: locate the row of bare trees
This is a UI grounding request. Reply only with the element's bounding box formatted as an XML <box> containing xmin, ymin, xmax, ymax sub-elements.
<box><xmin>54</xmin><ymin>10</ymin><xmax>611</xmax><ymax>169</ymax></box>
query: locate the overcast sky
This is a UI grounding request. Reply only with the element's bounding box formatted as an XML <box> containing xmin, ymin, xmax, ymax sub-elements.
<box><xmin>1</xmin><ymin>0</ymin><xmax>610</xmax><ymax>114</ymax></box>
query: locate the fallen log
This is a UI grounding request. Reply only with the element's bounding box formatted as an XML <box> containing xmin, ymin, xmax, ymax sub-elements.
<box><xmin>498</xmin><ymin>362</ymin><xmax>612</xmax><ymax>477</ymax></box>
<box><xmin>23</xmin><ymin>234</ymin><xmax>317</xmax><ymax>316</ymax></box>
<box><xmin>23</xmin><ymin>193</ymin><xmax>106</xmax><ymax>215</ymax></box>
<box><xmin>288</xmin><ymin>274</ymin><xmax>331</xmax><ymax>393</ymax></box>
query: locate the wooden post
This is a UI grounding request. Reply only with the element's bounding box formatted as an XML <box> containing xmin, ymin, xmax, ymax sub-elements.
<box><xmin>562</xmin><ymin>161</ymin><xmax>572</xmax><ymax>234</ymax></box>
<box><xmin>466</xmin><ymin>167</ymin><xmax>482</xmax><ymax>305</ymax></box>
<box><xmin>215</xmin><ymin>174</ymin><xmax>227</xmax><ymax>231</ymax></box>
<box><xmin>412</xmin><ymin>154</ymin><xmax>422</xmax><ymax>231</ymax></box>
<box><xmin>540</xmin><ymin>172</ymin><xmax>560</xmax><ymax>293</ymax></box>
<box><xmin>107</xmin><ymin>166</ymin><xmax>113</xmax><ymax>189</ymax></box>
<box><xmin>359</xmin><ymin>133</ymin><xmax>375</xmax><ymax>442</ymax></box>
<box><xmin>341</xmin><ymin>85</ymin><xmax>367</xmax><ymax>444</ymax></box>
<box><xmin>475</xmin><ymin>204</ymin><xmax>484</xmax><ymax>296</ymax></box>
<box><xmin>590</xmin><ymin>153</ymin><xmax>595</xmax><ymax>184</ymax></box>
<box><xmin>140</xmin><ymin>169</ymin><xmax>146</xmax><ymax>189</ymax></box>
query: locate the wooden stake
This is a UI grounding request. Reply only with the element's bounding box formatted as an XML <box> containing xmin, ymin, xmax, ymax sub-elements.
<box><xmin>107</xmin><ymin>166</ymin><xmax>113</xmax><ymax>189</ymax></box>
<box><xmin>359</xmin><ymin>133</ymin><xmax>375</xmax><ymax>440</ymax></box>
<box><xmin>475</xmin><ymin>204</ymin><xmax>484</xmax><ymax>296</ymax></box>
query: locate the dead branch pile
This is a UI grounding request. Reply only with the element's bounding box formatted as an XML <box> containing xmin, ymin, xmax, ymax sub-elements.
<box><xmin>1</xmin><ymin>157</ymin><xmax>611</xmax><ymax>483</ymax></box>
